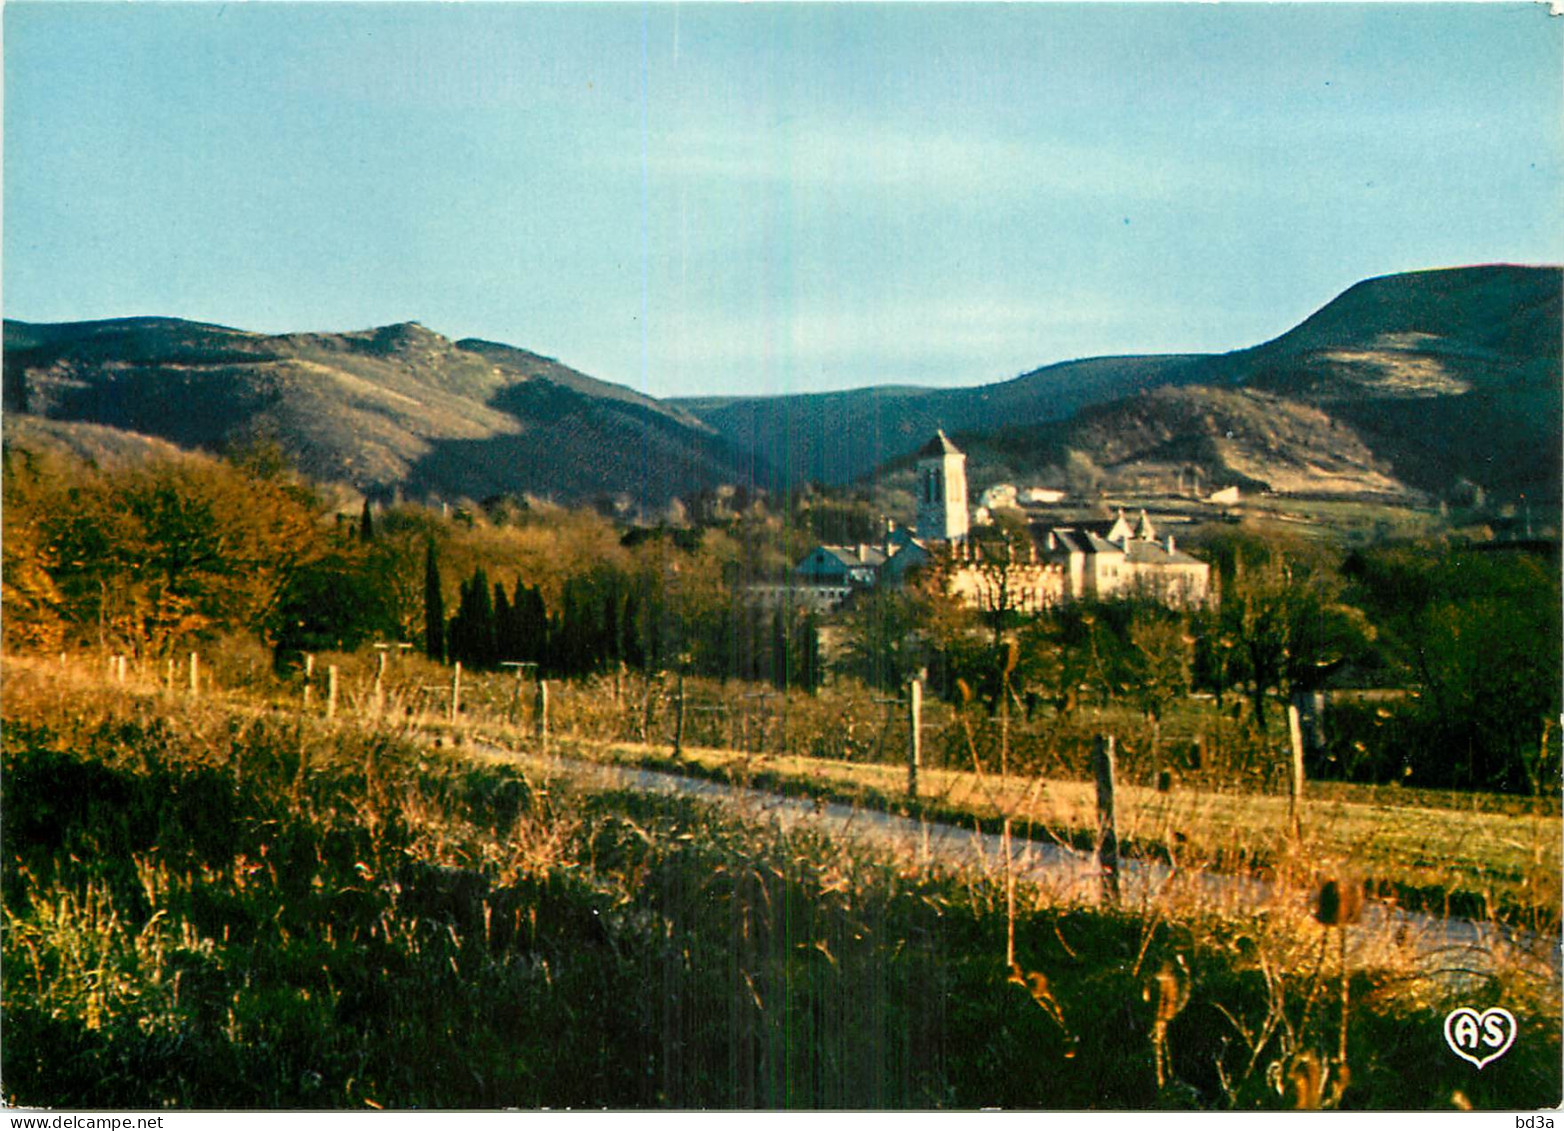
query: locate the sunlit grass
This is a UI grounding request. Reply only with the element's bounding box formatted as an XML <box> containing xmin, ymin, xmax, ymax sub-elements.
<box><xmin>3</xmin><ymin>656</ymin><xmax>1559</xmax><ymax>1110</ymax></box>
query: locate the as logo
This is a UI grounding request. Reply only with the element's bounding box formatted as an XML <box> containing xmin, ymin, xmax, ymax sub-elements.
<box><xmin>1443</xmin><ymin>1007</ymin><xmax>1517</xmax><ymax>1069</ymax></box>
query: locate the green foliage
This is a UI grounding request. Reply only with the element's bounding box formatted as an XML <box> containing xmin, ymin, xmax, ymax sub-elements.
<box><xmin>835</xmin><ymin>587</ymin><xmax>934</xmax><ymax>691</ymax></box>
<box><xmin>1342</xmin><ymin>543</ymin><xmax>1562</xmax><ymax>791</ymax></box>
<box><xmin>268</xmin><ymin>547</ymin><xmax>402</xmax><ymax>661</ymax></box>
<box><xmin>791</xmin><ymin>493</ymin><xmax>881</xmax><ymax>547</ymax></box>
<box><xmin>1201</xmin><ymin>533</ymin><xmax>1375</xmax><ymax>731</ymax></box>
<box><xmin>2</xmin><ymin>675</ymin><xmax>1557</xmax><ymax>1110</ymax></box>
<box><xmin>447</xmin><ymin>565</ymin><xmax>500</xmax><ymax>668</ymax></box>
<box><xmin>1128</xmin><ymin>612</ymin><xmax>1194</xmax><ymax>722</ymax></box>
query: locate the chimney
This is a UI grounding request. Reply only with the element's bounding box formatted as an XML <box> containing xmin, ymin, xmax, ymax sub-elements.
<box><xmin>1166</xmin><ymin>535</ymin><xmax>1176</xmax><ymax>554</ymax></box>
<box><xmin>858</xmin><ymin>543</ymin><xmax>870</xmax><ymax>562</ymax></box>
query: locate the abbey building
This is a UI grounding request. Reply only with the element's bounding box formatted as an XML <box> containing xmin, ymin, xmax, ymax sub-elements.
<box><xmin>785</xmin><ymin>432</ymin><xmax>1211</xmax><ymax>612</ymax></box>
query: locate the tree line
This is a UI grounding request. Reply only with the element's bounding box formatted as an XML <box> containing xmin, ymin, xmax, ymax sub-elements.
<box><xmin>425</xmin><ymin>548</ymin><xmax>822</xmax><ymax>690</ymax></box>
<box><xmin>836</xmin><ymin>523</ymin><xmax>1559</xmax><ymax>795</ymax></box>
<box><xmin>3</xmin><ymin>443</ymin><xmax>1556</xmax><ymax>793</ymax></box>
<box><xmin>2</xmin><ymin>445</ymin><xmax>823</xmax><ymax>691</ymax></box>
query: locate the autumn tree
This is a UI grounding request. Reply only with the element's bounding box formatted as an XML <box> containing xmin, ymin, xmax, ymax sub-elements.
<box><xmin>1</xmin><ymin>445</ymin><xmax>333</xmax><ymax>656</ymax></box>
<box><xmin>1214</xmin><ymin>538</ymin><xmax>1374</xmax><ymax>732</ymax></box>
<box><xmin>0</xmin><ymin>449</ymin><xmax>68</xmax><ymax>652</ymax></box>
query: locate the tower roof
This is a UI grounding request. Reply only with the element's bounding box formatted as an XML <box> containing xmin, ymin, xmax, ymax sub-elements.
<box><xmin>916</xmin><ymin>430</ymin><xmax>963</xmax><ymax>458</ymax></box>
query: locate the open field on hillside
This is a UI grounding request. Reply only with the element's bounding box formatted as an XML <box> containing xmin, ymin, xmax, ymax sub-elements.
<box><xmin>3</xmin><ymin>657</ymin><xmax>1559</xmax><ymax>1110</ymax></box>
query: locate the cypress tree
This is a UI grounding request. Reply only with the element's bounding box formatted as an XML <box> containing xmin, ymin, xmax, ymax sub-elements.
<box><xmin>795</xmin><ymin>612</ymin><xmax>823</xmax><ymax>692</ymax></box>
<box><xmin>450</xmin><ymin>566</ymin><xmax>497</xmax><ymax>667</ymax></box>
<box><xmin>359</xmin><ymin>498</ymin><xmax>375</xmax><ymax>542</ymax></box>
<box><xmin>513</xmin><ymin>581</ymin><xmax>548</xmax><ymax>666</ymax></box>
<box><xmin>557</xmin><ymin>581</ymin><xmax>579</xmax><ymax>676</ymax></box>
<box><xmin>622</xmin><ymin>586</ymin><xmax>643</xmax><ymax>670</ymax></box>
<box><xmin>602</xmin><ymin>578</ymin><xmax>622</xmax><ymax>667</ymax></box>
<box><xmin>493</xmin><ymin>581</ymin><xmax>513</xmax><ymax>659</ymax></box>
<box><xmin>423</xmin><ymin>540</ymin><xmax>445</xmax><ymax>663</ymax></box>
<box><xmin>472</xmin><ymin>566</ymin><xmax>496</xmax><ymax>665</ymax></box>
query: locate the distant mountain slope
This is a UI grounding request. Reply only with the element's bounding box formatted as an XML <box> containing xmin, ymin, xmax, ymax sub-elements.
<box><xmin>2</xmin><ymin>415</ymin><xmax>191</xmax><ymax>471</ymax></box>
<box><xmin>1194</xmin><ymin>265</ymin><xmax>1563</xmax><ymax>499</ymax></box>
<box><xmin>684</xmin><ymin>264</ymin><xmax>1561</xmax><ymax>502</ymax></box>
<box><xmin>3</xmin><ymin>317</ymin><xmax>759</xmax><ymax>509</ymax></box>
<box><xmin>674</xmin><ymin>354</ymin><xmax>1204</xmax><ymax>487</ymax></box>
<box><xmin>933</xmin><ymin>385</ymin><xmax>1413</xmax><ymax>501</ymax></box>
<box><xmin>1223</xmin><ymin>264</ymin><xmax>1559</xmax><ymax>369</ymax></box>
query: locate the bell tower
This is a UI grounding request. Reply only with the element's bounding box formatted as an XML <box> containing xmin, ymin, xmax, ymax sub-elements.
<box><xmin>914</xmin><ymin>430</ymin><xmax>969</xmax><ymax>543</ymax></box>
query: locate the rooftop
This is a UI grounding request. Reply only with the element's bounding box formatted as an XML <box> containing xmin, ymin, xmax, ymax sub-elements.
<box><xmin>915</xmin><ymin>430</ymin><xmax>963</xmax><ymax>458</ymax></box>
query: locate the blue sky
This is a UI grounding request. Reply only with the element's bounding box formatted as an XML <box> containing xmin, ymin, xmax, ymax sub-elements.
<box><xmin>5</xmin><ymin>3</ymin><xmax>1561</xmax><ymax>399</ymax></box>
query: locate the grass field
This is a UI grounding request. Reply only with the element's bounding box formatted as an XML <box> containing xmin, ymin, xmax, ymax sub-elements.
<box><xmin>548</xmin><ymin>736</ymin><xmax>1561</xmax><ymax>930</ymax></box>
<box><xmin>3</xmin><ymin>656</ymin><xmax>1559</xmax><ymax>1110</ymax></box>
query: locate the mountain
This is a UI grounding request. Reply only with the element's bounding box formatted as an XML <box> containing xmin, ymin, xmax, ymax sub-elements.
<box><xmin>675</xmin><ymin>354</ymin><xmax>1204</xmax><ymax>488</ymax></box>
<box><xmin>1199</xmin><ymin>265</ymin><xmax>1562</xmax><ymax>500</ymax></box>
<box><xmin>681</xmin><ymin>264</ymin><xmax>1562</xmax><ymax>502</ymax></box>
<box><xmin>927</xmin><ymin>385</ymin><xmax>1414</xmax><ymax>502</ymax></box>
<box><xmin>3</xmin><ymin>317</ymin><xmax>759</xmax><ymax>510</ymax></box>
<box><xmin>6</xmin><ymin>265</ymin><xmax>1556</xmax><ymax>511</ymax></box>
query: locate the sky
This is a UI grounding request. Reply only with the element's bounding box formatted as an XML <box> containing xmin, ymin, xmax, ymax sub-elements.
<box><xmin>5</xmin><ymin>2</ymin><xmax>1562</xmax><ymax>400</ymax></box>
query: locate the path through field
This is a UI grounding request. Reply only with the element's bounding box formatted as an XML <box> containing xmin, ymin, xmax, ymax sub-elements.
<box><xmin>494</xmin><ymin>743</ymin><xmax>1560</xmax><ymax>986</ymax></box>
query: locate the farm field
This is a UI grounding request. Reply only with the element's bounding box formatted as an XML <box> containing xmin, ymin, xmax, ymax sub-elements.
<box><xmin>3</xmin><ymin>656</ymin><xmax>1559</xmax><ymax>1110</ymax></box>
<box><xmin>548</xmin><ymin>735</ymin><xmax>1562</xmax><ymax>930</ymax></box>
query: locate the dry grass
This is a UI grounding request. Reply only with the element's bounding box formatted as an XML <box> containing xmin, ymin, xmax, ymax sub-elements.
<box><xmin>3</xmin><ymin>654</ymin><xmax>1561</xmax><ymax>1110</ymax></box>
<box><xmin>549</xmin><ymin>731</ymin><xmax>1560</xmax><ymax>930</ymax></box>
<box><xmin>19</xmin><ymin>650</ymin><xmax>1559</xmax><ymax>928</ymax></box>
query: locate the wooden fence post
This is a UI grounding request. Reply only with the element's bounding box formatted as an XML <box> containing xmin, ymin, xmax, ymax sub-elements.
<box><xmin>535</xmin><ymin>678</ymin><xmax>549</xmax><ymax>750</ymax></box>
<box><xmin>1094</xmin><ymin>734</ymin><xmax>1120</xmax><ymax>902</ymax></box>
<box><xmin>189</xmin><ymin>652</ymin><xmax>200</xmax><ymax>698</ymax></box>
<box><xmin>907</xmin><ymin>676</ymin><xmax>923</xmax><ymax>799</ymax></box>
<box><xmin>674</xmin><ymin>669</ymin><xmax>686</xmax><ymax>758</ymax></box>
<box><xmin>166</xmin><ymin>658</ymin><xmax>176</xmax><ymax>694</ymax></box>
<box><xmin>450</xmin><ymin>662</ymin><xmax>462</xmax><ymax>724</ymax></box>
<box><xmin>327</xmin><ymin>665</ymin><xmax>339</xmax><ymax>720</ymax></box>
<box><xmin>507</xmin><ymin>665</ymin><xmax>523</xmax><ymax>725</ymax></box>
<box><xmin>374</xmin><ymin>650</ymin><xmax>387</xmax><ymax>716</ymax></box>
<box><xmin>1286</xmin><ymin>702</ymin><xmax>1306</xmax><ymax>839</ymax></box>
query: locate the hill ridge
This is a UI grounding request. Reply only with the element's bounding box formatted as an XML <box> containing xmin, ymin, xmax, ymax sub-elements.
<box><xmin>5</xmin><ymin>263</ymin><xmax>1558</xmax><ymax>506</ymax></box>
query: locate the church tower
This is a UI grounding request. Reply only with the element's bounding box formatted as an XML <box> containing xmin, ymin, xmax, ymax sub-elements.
<box><xmin>915</xmin><ymin>430</ymin><xmax>969</xmax><ymax>543</ymax></box>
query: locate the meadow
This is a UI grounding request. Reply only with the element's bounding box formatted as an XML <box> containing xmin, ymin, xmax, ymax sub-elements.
<box><xmin>286</xmin><ymin>647</ymin><xmax>1560</xmax><ymax>927</ymax></box>
<box><xmin>2</xmin><ymin>654</ymin><xmax>1559</xmax><ymax>1110</ymax></box>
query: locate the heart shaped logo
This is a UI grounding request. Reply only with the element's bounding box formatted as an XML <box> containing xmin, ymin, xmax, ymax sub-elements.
<box><xmin>1443</xmin><ymin>1007</ymin><xmax>1517</xmax><ymax>1069</ymax></box>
